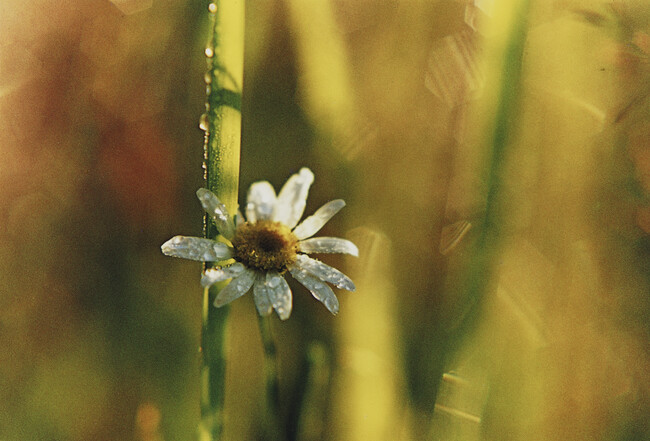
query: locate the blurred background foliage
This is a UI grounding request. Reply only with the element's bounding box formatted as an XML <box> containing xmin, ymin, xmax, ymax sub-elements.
<box><xmin>0</xmin><ymin>0</ymin><xmax>649</xmax><ymax>440</ymax></box>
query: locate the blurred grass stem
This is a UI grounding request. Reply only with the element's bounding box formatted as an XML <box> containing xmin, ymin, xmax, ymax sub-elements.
<box><xmin>431</xmin><ymin>2</ymin><xmax>531</xmax><ymax>437</ymax></box>
<box><xmin>257</xmin><ymin>316</ymin><xmax>285</xmax><ymax>441</ymax></box>
<box><xmin>199</xmin><ymin>1</ymin><xmax>244</xmax><ymax>440</ymax></box>
<box><xmin>448</xmin><ymin>0</ymin><xmax>531</xmax><ymax>343</ymax></box>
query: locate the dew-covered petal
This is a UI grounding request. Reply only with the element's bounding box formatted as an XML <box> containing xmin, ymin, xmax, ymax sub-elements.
<box><xmin>235</xmin><ymin>209</ymin><xmax>245</xmax><ymax>227</ymax></box>
<box><xmin>201</xmin><ymin>262</ymin><xmax>247</xmax><ymax>287</ymax></box>
<box><xmin>273</xmin><ymin>168</ymin><xmax>314</xmax><ymax>229</ymax></box>
<box><xmin>292</xmin><ymin>199</ymin><xmax>345</xmax><ymax>240</ymax></box>
<box><xmin>161</xmin><ymin>236</ymin><xmax>233</xmax><ymax>262</ymax></box>
<box><xmin>214</xmin><ymin>268</ymin><xmax>256</xmax><ymax>307</ymax></box>
<box><xmin>290</xmin><ymin>266</ymin><xmax>340</xmax><ymax>315</ymax></box>
<box><xmin>299</xmin><ymin>237</ymin><xmax>359</xmax><ymax>257</ymax></box>
<box><xmin>254</xmin><ymin>271</ymin><xmax>292</xmax><ymax>320</ymax></box>
<box><xmin>293</xmin><ymin>254</ymin><xmax>355</xmax><ymax>291</ymax></box>
<box><xmin>196</xmin><ymin>188</ymin><xmax>235</xmax><ymax>239</ymax></box>
<box><xmin>246</xmin><ymin>181</ymin><xmax>277</xmax><ymax>223</ymax></box>
<box><xmin>253</xmin><ymin>274</ymin><xmax>273</xmax><ymax>316</ymax></box>
<box><xmin>265</xmin><ymin>271</ymin><xmax>293</xmax><ymax>320</ymax></box>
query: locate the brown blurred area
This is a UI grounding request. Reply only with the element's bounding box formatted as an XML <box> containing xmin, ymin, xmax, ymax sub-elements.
<box><xmin>1</xmin><ymin>0</ymin><xmax>649</xmax><ymax>440</ymax></box>
<box><xmin>0</xmin><ymin>1</ymin><xmax>205</xmax><ymax>439</ymax></box>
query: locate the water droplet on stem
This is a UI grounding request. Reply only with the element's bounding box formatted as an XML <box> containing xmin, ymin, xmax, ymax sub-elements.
<box><xmin>199</xmin><ymin>113</ymin><xmax>209</xmax><ymax>132</ymax></box>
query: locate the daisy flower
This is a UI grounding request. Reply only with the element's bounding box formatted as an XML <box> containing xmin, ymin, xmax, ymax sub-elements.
<box><xmin>161</xmin><ymin>168</ymin><xmax>358</xmax><ymax>320</ymax></box>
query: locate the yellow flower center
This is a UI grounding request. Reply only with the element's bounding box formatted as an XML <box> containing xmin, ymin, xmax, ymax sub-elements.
<box><xmin>231</xmin><ymin>220</ymin><xmax>299</xmax><ymax>272</ymax></box>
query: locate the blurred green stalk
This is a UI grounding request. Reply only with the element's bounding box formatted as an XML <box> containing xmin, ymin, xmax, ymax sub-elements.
<box><xmin>295</xmin><ymin>342</ymin><xmax>330</xmax><ymax>441</ymax></box>
<box><xmin>449</xmin><ymin>0</ymin><xmax>530</xmax><ymax>343</ymax></box>
<box><xmin>199</xmin><ymin>1</ymin><xmax>244</xmax><ymax>441</ymax></box>
<box><xmin>257</xmin><ymin>316</ymin><xmax>285</xmax><ymax>441</ymax></box>
<box><xmin>431</xmin><ymin>1</ymin><xmax>531</xmax><ymax>437</ymax></box>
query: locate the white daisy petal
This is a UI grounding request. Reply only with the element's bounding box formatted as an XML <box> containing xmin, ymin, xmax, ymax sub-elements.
<box><xmin>290</xmin><ymin>266</ymin><xmax>340</xmax><ymax>315</ymax></box>
<box><xmin>235</xmin><ymin>209</ymin><xmax>245</xmax><ymax>227</ymax></box>
<box><xmin>292</xmin><ymin>199</ymin><xmax>346</xmax><ymax>240</ymax></box>
<box><xmin>246</xmin><ymin>181</ymin><xmax>277</xmax><ymax>223</ymax></box>
<box><xmin>273</xmin><ymin>168</ymin><xmax>315</xmax><ymax>229</ymax></box>
<box><xmin>161</xmin><ymin>236</ymin><xmax>233</xmax><ymax>262</ymax></box>
<box><xmin>162</xmin><ymin>169</ymin><xmax>359</xmax><ymax>317</ymax></box>
<box><xmin>201</xmin><ymin>263</ymin><xmax>247</xmax><ymax>287</ymax></box>
<box><xmin>214</xmin><ymin>268</ymin><xmax>256</xmax><ymax>307</ymax></box>
<box><xmin>299</xmin><ymin>237</ymin><xmax>359</xmax><ymax>257</ymax></box>
<box><xmin>294</xmin><ymin>254</ymin><xmax>356</xmax><ymax>291</ymax></box>
<box><xmin>196</xmin><ymin>188</ymin><xmax>235</xmax><ymax>239</ymax></box>
<box><xmin>265</xmin><ymin>271</ymin><xmax>293</xmax><ymax>320</ymax></box>
<box><xmin>253</xmin><ymin>274</ymin><xmax>273</xmax><ymax>316</ymax></box>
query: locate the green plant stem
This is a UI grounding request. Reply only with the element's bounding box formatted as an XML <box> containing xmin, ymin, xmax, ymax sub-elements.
<box><xmin>430</xmin><ymin>2</ymin><xmax>531</xmax><ymax>437</ymax></box>
<box><xmin>199</xmin><ymin>1</ymin><xmax>245</xmax><ymax>441</ymax></box>
<box><xmin>257</xmin><ymin>315</ymin><xmax>285</xmax><ymax>441</ymax></box>
<box><xmin>295</xmin><ymin>342</ymin><xmax>330</xmax><ymax>441</ymax></box>
<box><xmin>448</xmin><ymin>0</ymin><xmax>531</xmax><ymax>344</ymax></box>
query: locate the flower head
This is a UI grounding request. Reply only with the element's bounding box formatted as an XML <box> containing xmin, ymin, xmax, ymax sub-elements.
<box><xmin>161</xmin><ymin>168</ymin><xmax>358</xmax><ymax>320</ymax></box>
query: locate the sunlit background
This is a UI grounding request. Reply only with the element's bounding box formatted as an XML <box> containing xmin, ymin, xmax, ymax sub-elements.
<box><xmin>1</xmin><ymin>0</ymin><xmax>649</xmax><ymax>440</ymax></box>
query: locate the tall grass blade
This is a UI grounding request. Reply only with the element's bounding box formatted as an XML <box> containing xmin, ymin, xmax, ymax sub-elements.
<box><xmin>198</xmin><ymin>1</ymin><xmax>244</xmax><ymax>440</ymax></box>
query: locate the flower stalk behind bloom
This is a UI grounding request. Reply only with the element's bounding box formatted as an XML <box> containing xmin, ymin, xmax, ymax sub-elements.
<box><xmin>162</xmin><ymin>167</ymin><xmax>358</xmax><ymax>320</ymax></box>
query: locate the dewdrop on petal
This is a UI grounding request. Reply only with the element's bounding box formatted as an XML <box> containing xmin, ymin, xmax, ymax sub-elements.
<box><xmin>161</xmin><ymin>167</ymin><xmax>358</xmax><ymax>320</ymax></box>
